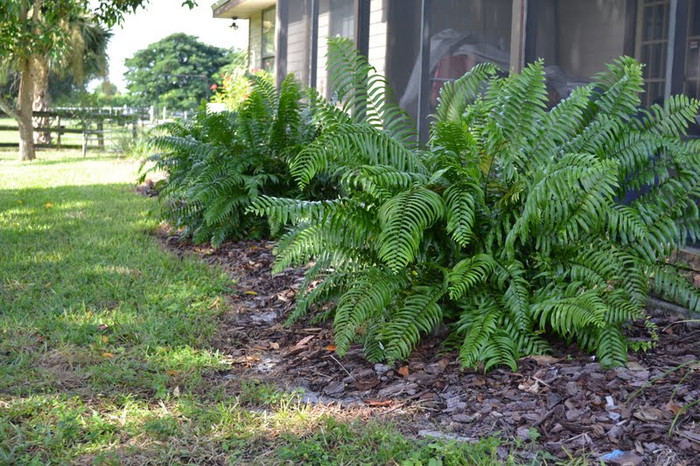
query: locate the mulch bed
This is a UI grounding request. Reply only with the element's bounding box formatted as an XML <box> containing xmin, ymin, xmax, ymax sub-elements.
<box><xmin>160</xmin><ymin>233</ymin><xmax>700</xmax><ymax>465</ymax></box>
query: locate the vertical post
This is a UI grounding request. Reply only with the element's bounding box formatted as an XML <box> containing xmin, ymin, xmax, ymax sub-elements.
<box><xmin>524</xmin><ymin>0</ymin><xmax>538</xmax><ymax>63</ymax></box>
<box><xmin>510</xmin><ymin>0</ymin><xmax>527</xmax><ymax>74</ymax></box>
<box><xmin>417</xmin><ymin>0</ymin><xmax>432</xmax><ymax>143</ymax></box>
<box><xmin>309</xmin><ymin>0</ymin><xmax>319</xmax><ymax>88</ymax></box>
<box><xmin>667</xmin><ymin>0</ymin><xmax>688</xmax><ymax>98</ymax></box>
<box><xmin>56</xmin><ymin>115</ymin><xmax>62</xmax><ymax>148</ymax></box>
<box><xmin>97</xmin><ymin>119</ymin><xmax>104</xmax><ymax>150</ymax></box>
<box><xmin>276</xmin><ymin>0</ymin><xmax>289</xmax><ymax>86</ymax></box>
<box><xmin>82</xmin><ymin>131</ymin><xmax>88</xmax><ymax>158</ymax></box>
<box><xmin>623</xmin><ymin>0</ymin><xmax>638</xmax><ymax>57</ymax></box>
<box><xmin>355</xmin><ymin>0</ymin><xmax>371</xmax><ymax>57</ymax></box>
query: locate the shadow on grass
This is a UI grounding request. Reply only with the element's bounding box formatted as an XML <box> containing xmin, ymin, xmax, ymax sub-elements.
<box><xmin>0</xmin><ymin>183</ymin><xmax>232</xmax><ymax>400</ymax></box>
<box><xmin>0</xmin><ymin>179</ymin><xmax>514</xmax><ymax>465</ymax></box>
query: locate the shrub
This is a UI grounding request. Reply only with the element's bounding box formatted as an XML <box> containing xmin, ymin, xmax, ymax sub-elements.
<box><xmin>144</xmin><ymin>73</ymin><xmax>317</xmax><ymax>246</ymax></box>
<box><xmin>210</xmin><ymin>51</ymin><xmax>253</xmax><ymax>111</ymax></box>
<box><xmin>113</xmin><ymin>132</ymin><xmax>151</xmax><ymax>159</ymax></box>
<box><xmin>253</xmin><ymin>38</ymin><xmax>700</xmax><ymax>371</ymax></box>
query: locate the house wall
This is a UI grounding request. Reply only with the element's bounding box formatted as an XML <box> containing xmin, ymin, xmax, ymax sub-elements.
<box><xmin>368</xmin><ymin>0</ymin><xmax>388</xmax><ymax>76</ymax></box>
<box><xmin>249</xmin><ymin>11</ymin><xmax>263</xmax><ymax>70</ymax></box>
<box><xmin>287</xmin><ymin>0</ymin><xmax>311</xmax><ymax>84</ymax></box>
<box><xmin>316</xmin><ymin>0</ymin><xmax>331</xmax><ymax>97</ymax></box>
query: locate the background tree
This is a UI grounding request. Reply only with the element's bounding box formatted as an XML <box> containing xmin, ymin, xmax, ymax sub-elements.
<box><xmin>0</xmin><ymin>0</ymin><xmax>190</xmax><ymax>161</ymax></box>
<box><xmin>124</xmin><ymin>33</ymin><xmax>232</xmax><ymax>112</ymax></box>
<box><xmin>33</xmin><ymin>14</ymin><xmax>112</xmax><ymax>143</ymax></box>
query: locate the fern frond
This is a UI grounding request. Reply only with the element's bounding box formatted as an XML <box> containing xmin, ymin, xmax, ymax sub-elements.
<box><xmin>378</xmin><ymin>186</ymin><xmax>445</xmax><ymax>272</ymax></box>
<box><xmin>290</xmin><ymin>124</ymin><xmax>425</xmax><ymax>189</ymax></box>
<box><xmin>332</xmin><ymin>268</ymin><xmax>407</xmax><ymax>356</ymax></box>
<box><xmin>326</xmin><ymin>37</ymin><xmax>416</xmax><ymax>145</ymax></box>
<box><xmin>652</xmin><ymin>265</ymin><xmax>700</xmax><ymax>313</ymax></box>
<box><xmin>532</xmin><ymin>288</ymin><xmax>607</xmax><ymax>336</ymax></box>
<box><xmin>591</xmin><ymin>56</ymin><xmax>644</xmax><ymax>120</ymax></box>
<box><xmin>434</xmin><ymin>62</ymin><xmax>498</xmax><ymax>122</ymax></box>
<box><xmin>456</xmin><ymin>297</ymin><xmax>500</xmax><ymax>369</ymax></box>
<box><xmin>444</xmin><ymin>182</ymin><xmax>479</xmax><ymax>248</ymax></box>
<box><xmin>381</xmin><ymin>284</ymin><xmax>446</xmax><ymax>362</ymax></box>
<box><xmin>447</xmin><ymin>254</ymin><xmax>497</xmax><ymax>300</ymax></box>
<box><xmin>595</xmin><ymin>325</ymin><xmax>628</xmax><ymax>368</ymax></box>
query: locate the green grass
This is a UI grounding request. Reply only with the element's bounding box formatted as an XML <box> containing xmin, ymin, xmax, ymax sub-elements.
<box><xmin>0</xmin><ymin>150</ymin><xmax>513</xmax><ymax>465</ymax></box>
<box><xmin>0</xmin><ymin>118</ymin><xmax>18</xmax><ymax>144</ymax></box>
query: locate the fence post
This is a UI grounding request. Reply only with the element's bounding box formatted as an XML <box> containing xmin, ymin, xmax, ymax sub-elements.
<box><xmin>132</xmin><ymin>121</ymin><xmax>138</xmax><ymax>139</ymax></box>
<box><xmin>97</xmin><ymin>120</ymin><xmax>104</xmax><ymax>150</ymax></box>
<box><xmin>82</xmin><ymin>131</ymin><xmax>88</xmax><ymax>157</ymax></box>
<box><xmin>56</xmin><ymin>115</ymin><xmax>62</xmax><ymax>148</ymax></box>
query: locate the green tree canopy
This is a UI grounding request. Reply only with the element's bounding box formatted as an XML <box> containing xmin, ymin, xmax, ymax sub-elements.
<box><xmin>124</xmin><ymin>33</ymin><xmax>232</xmax><ymax>111</ymax></box>
<box><xmin>0</xmin><ymin>0</ymin><xmax>164</xmax><ymax>160</ymax></box>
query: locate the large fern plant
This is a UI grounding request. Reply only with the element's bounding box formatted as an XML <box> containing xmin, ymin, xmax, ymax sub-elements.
<box><xmin>145</xmin><ymin>72</ymin><xmax>316</xmax><ymax>246</ymax></box>
<box><xmin>253</xmin><ymin>38</ymin><xmax>700</xmax><ymax>370</ymax></box>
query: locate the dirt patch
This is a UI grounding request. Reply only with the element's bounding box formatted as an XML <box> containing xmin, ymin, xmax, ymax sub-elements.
<box><xmin>38</xmin><ymin>347</ymin><xmax>96</xmax><ymax>391</ymax></box>
<box><xmin>159</xmin><ymin>232</ymin><xmax>700</xmax><ymax>465</ymax></box>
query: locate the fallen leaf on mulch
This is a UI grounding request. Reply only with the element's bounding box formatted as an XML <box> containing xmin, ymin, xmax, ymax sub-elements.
<box><xmin>156</xmin><ymin>235</ymin><xmax>700</xmax><ymax>465</ymax></box>
<box><xmin>364</xmin><ymin>399</ymin><xmax>393</xmax><ymax>407</ymax></box>
<box><xmin>398</xmin><ymin>366</ymin><xmax>410</xmax><ymax>377</ymax></box>
<box><xmin>295</xmin><ymin>335</ymin><xmax>314</xmax><ymax>347</ymax></box>
<box><xmin>524</xmin><ymin>355</ymin><xmax>561</xmax><ymax>366</ymax></box>
<box><xmin>633</xmin><ymin>406</ymin><xmax>665</xmax><ymax>422</ymax></box>
<box><xmin>666</xmin><ymin>402</ymin><xmax>683</xmax><ymax>415</ymax></box>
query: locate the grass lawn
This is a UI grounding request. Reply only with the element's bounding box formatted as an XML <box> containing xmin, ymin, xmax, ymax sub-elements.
<box><xmin>0</xmin><ymin>118</ymin><xmax>18</xmax><ymax>144</ymax></box>
<box><xmin>0</xmin><ymin>150</ymin><xmax>510</xmax><ymax>465</ymax></box>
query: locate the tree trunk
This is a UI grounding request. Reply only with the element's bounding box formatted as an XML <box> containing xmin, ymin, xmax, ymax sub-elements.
<box><xmin>18</xmin><ymin>55</ymin><xmax>36</xmax><ymax>161</ymax></box>
<box><xmin>32</xmin><ymin>57</ymin><xmax>51</xmax><ymax>144</ymax></box>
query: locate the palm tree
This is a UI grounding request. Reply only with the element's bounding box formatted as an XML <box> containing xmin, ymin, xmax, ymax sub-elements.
<box><xmin>33</xmin><ymin>14</ymin><xmax>111</xmax><ymax>143</ymax></box>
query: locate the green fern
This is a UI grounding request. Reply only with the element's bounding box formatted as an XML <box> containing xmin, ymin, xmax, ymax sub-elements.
<box><xmin>144</xmin><ymin>72</ymin><xmax>321</xmax><ymax>246</ymax></box>
<box><xmin>254</xmin><ymin>39</ymin><xmax>700</xmax><ymax>371</ymax></box>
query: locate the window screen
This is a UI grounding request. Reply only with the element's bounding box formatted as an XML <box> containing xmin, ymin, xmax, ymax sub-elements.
<box><xmin>262</xmin><ymin>7</ymin><xmax>276</xmax><ymax>73</ymax></box>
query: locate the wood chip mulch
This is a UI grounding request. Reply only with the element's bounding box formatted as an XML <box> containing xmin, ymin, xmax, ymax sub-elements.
<box><xmin>160</xmin><ymin>232</ymin><xmax>700</xmax><ymax>465</ymax></box>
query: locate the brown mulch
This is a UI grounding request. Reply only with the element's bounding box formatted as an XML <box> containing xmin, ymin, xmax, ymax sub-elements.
<box><xmin>160</xmin><ymin>232</ymin><xmax>700</xmax><ymax>465</ymax></box>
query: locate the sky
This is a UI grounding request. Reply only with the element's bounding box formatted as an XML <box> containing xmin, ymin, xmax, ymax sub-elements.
<box><xmin>101</xmin><ymin>0</ymin><xmax>249</xmax><ymax>92</ymax></box>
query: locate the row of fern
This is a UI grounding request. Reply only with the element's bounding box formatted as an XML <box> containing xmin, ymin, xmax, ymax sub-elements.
<box><xmin>144</xmin><ymin>72</ymin><xmax>331</xmax><ymax>246</ymax></box>
<box><xmin>150</xmin><ymin>38</ymin><xmax>700</xmax><ymax>371</ymax></box>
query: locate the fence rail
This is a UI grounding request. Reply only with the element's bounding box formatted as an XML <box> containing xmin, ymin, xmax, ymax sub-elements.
<box><xmin>0</xmin><ymin>107</ymin><xmax>150</xmax><ymax>154</ymax></box>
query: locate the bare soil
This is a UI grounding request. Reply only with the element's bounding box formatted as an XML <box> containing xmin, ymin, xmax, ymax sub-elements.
<box><xmin>160</xmin><ymin>232</ymin><xmax>700</xmax><ymax>465</ymax></box>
